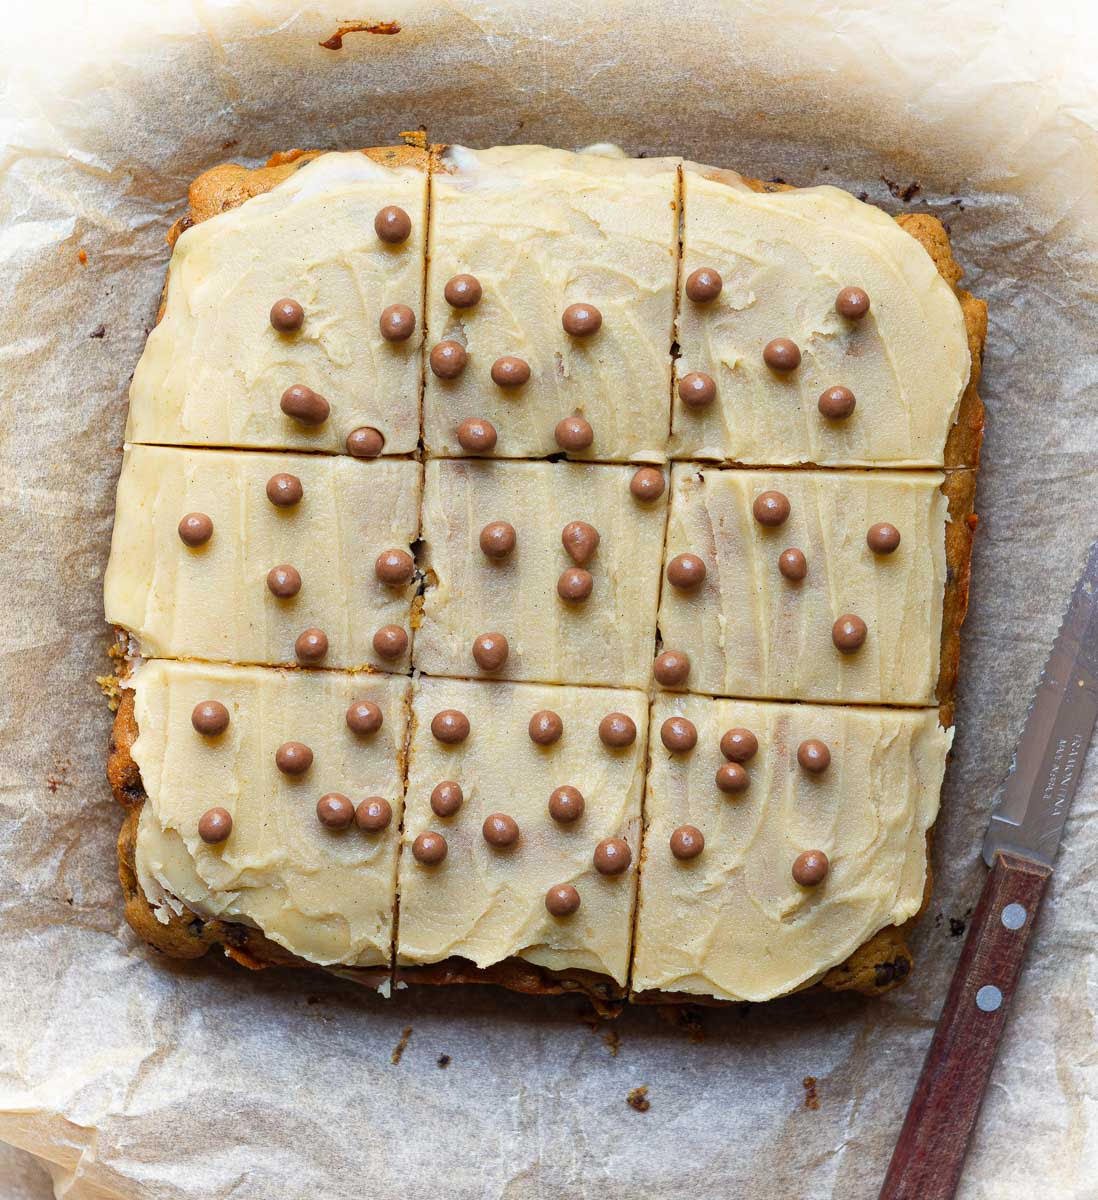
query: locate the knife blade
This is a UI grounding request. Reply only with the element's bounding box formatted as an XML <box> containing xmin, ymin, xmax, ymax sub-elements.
<box><xmin>881</xmin><ymin>539</ymin><xmax>1098</xmax><ymax>1200</ymax></box>
<box><xmin>983</xmin><ymin>538</ymin><xmax>1098</xmax><ymax>868</ymax></box>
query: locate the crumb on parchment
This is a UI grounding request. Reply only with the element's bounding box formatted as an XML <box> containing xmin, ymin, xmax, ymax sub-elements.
<box><xmin>627</xmin><ymin>1086</ymin><xmax>650</xmax><ymax>1113</ymax></box>
<box><xmin>880</xmin><ymin>176</ymin><xmax>922</xmax><ymax>203</ymax></box>
<box><xmin>390</xmin><ymin>1025</ymin><xmax>413</xmax><ymax>1065</ymax></box>
<box><xmin>319</xmin><ymin>20</ymin><xmax>400</xmax><ymax>49</ymax></box>
<box><xmin>802</xmin><ymin>1077</ymin><xmax>820</xmax><ymax>1110</ymax></box>
<box><xmin>97</xmin><ymin>674</ymin><xmax>122</xmax><ymax>710</ymax></box>
<box><xmin>46</xmin><ymin>761</ymin><xmax>71</xmax><ymax>793</ymax></box>
<box><xmin>656</xmin><ymin>1003</ymin><xmax>705</xmax><ymax>1043</ymax></box>
<box><xmin>583</xmin><ymin>1015</ymin><xmax>623</xmax><ymax>1057</ymax></box>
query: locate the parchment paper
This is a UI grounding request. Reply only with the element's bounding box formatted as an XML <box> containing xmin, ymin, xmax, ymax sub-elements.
<box><xmin>1</xmin><ymin>2</ymin><xmax>1096</xmax><ymax>1197</ymax></box>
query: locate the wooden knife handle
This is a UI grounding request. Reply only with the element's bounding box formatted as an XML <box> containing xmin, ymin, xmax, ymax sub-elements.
<box><xmin>879</xmin><ymin>851</ymin><xmax>1052</xmax><ymax>1200</ymax></box>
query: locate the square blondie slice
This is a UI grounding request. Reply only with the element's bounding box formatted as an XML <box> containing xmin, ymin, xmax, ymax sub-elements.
<box><xmin>396</xmin><ymin>676</ymin><xmax>648</xmax><ymax>1001</ymax></box>
<box><xmin>116</xmin><ymin>660</ymin><xmax>410</xmax><ymax>973</ymax></box>
<box><xmin>423</xmin><ymin>145</ymin><xmax>679</xmax><ymax>463</ymax></box>
<box><xmin>656</xmin><ymin>465</ymin><xmax>964</xmax><ymax>706</ymax></box>
<box><xmin>631</xmin><ymin>694</ymin><xmax>949</xmax><ymax>1003</ymax></box>
<box><xmin>126</xmin><ymin>148</ymin><xmax>427</xmax><ymax>455</ymax></box>
<box><xmin>670</xmin><ymin>162</ymin><xmax>980</xmax><ymax>467</ymax></box>
<box><xmin>104</xmin><ymin>446</ymin><xmax>420</xmax><ymax>671</ymax></box>
<box><xmin>415</xmin><ymin>458</ymin><xmax>668</xmax><ymax>689</ymax></box>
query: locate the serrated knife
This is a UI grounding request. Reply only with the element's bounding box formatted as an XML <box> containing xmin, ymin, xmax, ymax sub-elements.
<box><xmin>880</xmin><ymin>539</ymin><xmax>1098</xmax><ymax>1200</ymax></box>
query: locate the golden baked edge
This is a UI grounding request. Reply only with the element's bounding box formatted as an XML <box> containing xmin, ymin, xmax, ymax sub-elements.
<box><xmin>109</xmin><ymin>143</ymin><xmax>986</xmax><ymax>1010</ymax></box>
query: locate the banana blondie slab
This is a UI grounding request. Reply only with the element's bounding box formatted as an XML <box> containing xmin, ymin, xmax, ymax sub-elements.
<box><xmin>127</xmin><ymin>148</ymin><xmax>428</xmax><ymax>456</ymax></box>
<box><xmin>395</xmin><ymin>676</ymin><xmax>647</xmax><ymax>1001</ymax></box>
<box><xmin>656</xmin><ymin>466</ymin><xmax>974</xmax><ymax>707</ymax></box>
<box><xmin>104</xmin><ymin>447</ymin><xmax>420</xmax><ymax>671</ymax></box>
<box><xmin>116</xmin><ymin>659</ymin><xmax>408</xmax><ymax>976</ymax></box>
<box><xmin>422</xmin><ymin>145</ymin><xmax>679</xmax><ymax>463</ymax></box>
<box><xmin>632</xmin><ymin>696</ymin><xmax>949</xmax><ymax>1002</ymax></box>
<box><xmin>415</xmin><ymin>458</ymin><xmax>668</xmax><ymax>689</ymax></box>
<box><xmin>105</xmin><ymin>141</ymin><xmax>985</xmax><ymax>1006</ymax></box>
<box><xmin>670</xmin><ymin>161</ymin><xmax>979</xmax><ymax>467</ymax></box>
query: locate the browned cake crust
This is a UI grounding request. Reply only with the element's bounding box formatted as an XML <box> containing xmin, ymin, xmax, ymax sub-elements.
<box><xmin>395</xmin><ymin>961</ymin><xmax>626</xmax><ymax>1016</ymax></box>
<box><xmin>936</xmin><ymin>466</ymin><xmax>978</xmax><ymax>728</ymax></box>
<box><xmin>111</xmin><ymin>146</ymin><xmax>985</xmax><ymax>1007</ymax></box>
